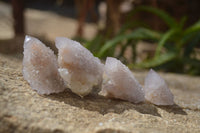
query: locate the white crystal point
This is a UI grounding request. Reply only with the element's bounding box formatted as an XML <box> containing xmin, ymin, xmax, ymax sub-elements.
<box><xmin>144</xmin><ymin>69</ymin><xmax>174</xmax><ymax>105</ymax></box>
<box><xmin>55</xmin><ymin>37</ymin><xmax>103</xmax><ymax>97</ymax></box>
<box><xmin>23</xmin><ymin>35</ymin><xmax>65</xmax><ymax>95</ymax></box>
<box><xmin>100</xmin><ymin>57</ymin><xmax>145</xmax><ymax>103</ymax></box>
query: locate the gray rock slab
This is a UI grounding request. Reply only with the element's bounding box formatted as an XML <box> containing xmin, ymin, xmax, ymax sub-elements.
<box><xmin>0</xmin><ymin>54</ymin><xmax>200</xmax><ymax>133</ymax></box>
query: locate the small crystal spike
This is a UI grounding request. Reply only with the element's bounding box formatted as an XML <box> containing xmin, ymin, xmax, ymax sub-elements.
<box><xmin>144</xmin><ymin>69</ymin><xmax>174</xmax><ymax>105</ymax></box>
<box><xmin>100</xmin><ymin>57</ymin><xmax>145</xmax><ymax>103</ymax></box>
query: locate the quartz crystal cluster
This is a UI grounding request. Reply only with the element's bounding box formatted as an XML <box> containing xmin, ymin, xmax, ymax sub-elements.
<box><xmin>22</xmin><ymin>36</ymin><xmax>174</xmax><ymax>105</ymax></box>
<box><xmin>144</xmin><ymin>69</ymin><xmax>174</xmax><ymax>105</ymax></box>
<box><xmin>22</xmin><ymin>36</ymin><xmax>65</xmax><ymax>94</ymax></box>
<box><xmin>55</xmin><ymin>37</ymin><xmax>103</xmax><ymax>97</ymax></box>
<box><xmin>100</xmin><ymin>57</ymin><xmax>145</xmax><ymax>103</ymax></box>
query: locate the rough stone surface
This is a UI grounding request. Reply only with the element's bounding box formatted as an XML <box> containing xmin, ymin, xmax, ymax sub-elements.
<box><xmin>0</xmin><ymin>53</ymin><xmax>200</xmax><ymax>133</ymax></box>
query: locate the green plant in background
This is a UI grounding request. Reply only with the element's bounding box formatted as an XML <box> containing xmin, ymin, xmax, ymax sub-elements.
<box><xmin>85</xmin><ymin>6</ymin><xmax>200</xmax><ymax>75</ymax></box>
<box><xmin>132</xmin><ymin>6</ymin><xmax>200</xmax><ymax>75</ymax></box>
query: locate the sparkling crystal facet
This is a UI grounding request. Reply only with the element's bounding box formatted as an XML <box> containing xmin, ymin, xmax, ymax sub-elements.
<box><xmin>56</xmin><ymin>37</ymin><xmax>103</xmax><ymax>97</ymax></box>
<box><xmin>144</xmin><ymin>69</ymin><xmax>174</xmax><ymax>105</ymax></box>
<box><xmin>23</xmin><ymin>36</ymin><xmax>65</xmax><ymax>94</ymax></box>
<box><xmin>100</xmin><ymin>57</ymin><xmax>145</xmax><ymax>103</ymax></box>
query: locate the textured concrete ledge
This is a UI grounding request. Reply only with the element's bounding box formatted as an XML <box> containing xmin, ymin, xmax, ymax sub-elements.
<box><xmin>0</xmin><ymin>54</ymin><xmax>200</xmax><ymax>133</ymax></box>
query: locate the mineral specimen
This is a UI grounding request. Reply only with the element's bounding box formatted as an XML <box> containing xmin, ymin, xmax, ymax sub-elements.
<box><xmin>23</xmin><ymin>36</ymin><xmax>65</xmax><ymax>94</ymax></box>
<box><xmin>22</xmin><ymin>36</ymin><xmax>175</xmax><ymax>106</ymax></box>
<box><xmin>100</xmin><ymin>57</ymin><xmax>145</xmax><ymax>103</ymax></box>
<box><xmin>144</xmin><ymin>69</ymin><xmax>174</xmax><ymax>105</ymax></box>
<box><xmin>55</xmin><ymin>37</ymin><xmax>103</xmax><ymax>97</ymax></box>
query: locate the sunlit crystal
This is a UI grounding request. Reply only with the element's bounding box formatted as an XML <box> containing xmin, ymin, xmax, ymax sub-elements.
<box><xmin>56</xmin><ymin>37</ymin><xmax>103</xmax><ymax>97</ymax></box>
<box><xmin>144</xmin><ymin>69</ymin><xmax>174</xmax><ymax>105</ymax></box>
<box><xmin>23</xmin><ymin>36</ymin><xmax>65</xmax><ymax>94</ymax></box>
<box><xmin>100</xmin><ymin>57</ymin><xmax>145</xmax><ymax>103</ymax></box>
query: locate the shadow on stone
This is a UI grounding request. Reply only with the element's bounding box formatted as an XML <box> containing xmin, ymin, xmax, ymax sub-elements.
<box><xmin>45</xmin><ymin>90</ymin><xmax>161</xmax><ymax>117</ymax></box>
<box><xmin>132</xmin><ymin>103</ymin><xmax>161</xmax><ymax>117</ymax></box>
<box><xmin>157</xmin><ymin>104</ymin><xmax>187</xmax><ymax>115</ymax></box>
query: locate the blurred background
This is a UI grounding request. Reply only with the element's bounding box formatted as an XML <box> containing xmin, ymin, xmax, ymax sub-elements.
<box><xmin>0</xmin><ymin>0</ymin><xmax>200</xmax><ymax>75</ymax></box>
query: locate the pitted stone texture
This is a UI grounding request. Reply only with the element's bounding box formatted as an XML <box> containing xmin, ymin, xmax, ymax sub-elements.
<box><xmin>0</xmin><ymin>54</ymin><xmax>200</xmax><ymax>133</ymax></box>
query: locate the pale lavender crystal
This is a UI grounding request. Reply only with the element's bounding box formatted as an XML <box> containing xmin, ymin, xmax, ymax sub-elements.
<box><xmin>55</xmin><ymin>37</ymin><xmax>103</xmax><ymax>97</ymax></box>
<box><xmin>144</xmin><ymin>69</ymin><xmax>174</xmax><ymax>105</ymax></box>
<box><xmin>100</xmin><ymin>57</ymin><xmax>145</xmax><ymax>103</ymax></box>
<box><xmin>23</xmin><ymin>36</ymin><xmax>65</xmax><ymax>94</ymax></box>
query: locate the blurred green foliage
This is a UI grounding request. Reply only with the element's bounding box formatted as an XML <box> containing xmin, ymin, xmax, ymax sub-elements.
<box><xmin>84</xmin><ymin>6</ymin><xmax>200</xmax><ymax>75</ymax></box>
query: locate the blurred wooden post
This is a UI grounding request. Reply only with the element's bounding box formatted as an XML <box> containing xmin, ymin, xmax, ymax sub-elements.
<box><xmin>106</xmin><ymin>0</ymin><xmax>122</xmax><ymax>36</ymax></box>
<box><xmin>75</xmin><ymin>0</ymin><xmax>96</xmax><ymax>37</ymax></box>
<box><xmin>75</xmin><ymin>0</ymin><xmax>88</xmax><ymax>37</ymax></box>
<box><xmin>12</xmin><ymin>0</ymin><xmax>25</xmax><ymax>36</ymax></box>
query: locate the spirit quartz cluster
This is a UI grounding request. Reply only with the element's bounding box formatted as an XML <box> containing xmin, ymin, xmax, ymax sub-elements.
<box><xmin>55</xmin><ymin>37</ymin><xmax>103</xmax><ymax>97</ymax></box>
<box><xmin>22</xmin><ymin>36</ymin><xmax>65</xmax><ymax>94</ymax></box>
<box><xmin>23</xmin><ymin>36</ymin><xmax>174</xmax><ymax>105</ymax></box>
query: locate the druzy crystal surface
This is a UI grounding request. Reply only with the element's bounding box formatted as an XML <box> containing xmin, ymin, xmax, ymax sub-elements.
<box><xmin>23</xmin><ymin>36</ymin><xmax>65</xmax><ymax>94</ymax></box>
<box><xmin>100</xmin><ymin>57</ymin><xmax>145</xmax><ymax>103</ymax></box>
<box><xmin>144</xmin><ymin>69</ymin><xmax>174</xmax><ymax>105</ymax></box>
<box><xmin>55</xmin><ymin>37</ymin><xmax>103</xmax><ymax>97</ymax></box>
